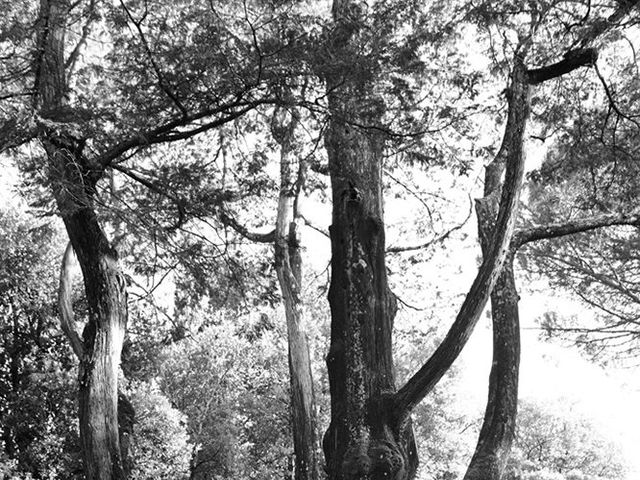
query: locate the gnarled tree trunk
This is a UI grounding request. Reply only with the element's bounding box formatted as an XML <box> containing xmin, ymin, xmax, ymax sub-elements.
<box><xmin>37</xmin><ymin>1</ymin><xmax>129</xmax><ymax>478</ymax></box>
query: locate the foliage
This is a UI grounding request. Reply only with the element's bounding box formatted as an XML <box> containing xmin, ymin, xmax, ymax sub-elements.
<box><xmin>0</xmin><ymin>207</ymin><xmax>82</xmax><ymax>479</ymax></box>
<box><xmin>128</xmin><ymin>381</ymin><xmax>192</xmax><ymax>480</ymax></box>
<box><xmin>505</xmin><ymin>399</ymin><xmax>628</xmax><ymax>480</ymax></box>
<box><xmin>157</xmin><ymin>311</ymin><xmax>292</xmax><ymax>479</ymax></box>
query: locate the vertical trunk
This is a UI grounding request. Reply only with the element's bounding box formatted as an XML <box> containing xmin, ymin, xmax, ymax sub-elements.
<box><xmin>272</xmin><ymin>105</ymin><xmax>320</xmax><ymax>480</ymax></box>
<box><xmin>322</xmin><ymin>5</ymin><xmax>417</xmax><ymax>479</ymax></box>
<box><xmin>463</xmin><ymin>253</ymin><xmax>520</xmax><ymax>480</ymax></box>
<box><xmin>36</xmin><ymin>1</ymin><xmax>128</xmax><ymax>479</ymax></box>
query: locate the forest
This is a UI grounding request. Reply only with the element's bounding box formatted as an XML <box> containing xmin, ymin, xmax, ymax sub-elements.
<box><xmin>1</xmin><ymin>0</ymin><xmax>640</xmax><ymax>479</ymax></box>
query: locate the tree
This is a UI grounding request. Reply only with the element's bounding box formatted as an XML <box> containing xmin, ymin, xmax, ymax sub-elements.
<box><xmin>506</xmin><ymin>398</ymin><xmax>627</xmax><ymax>480</ymax></box>
<box><xmin>0</xmin><ymin>206</ymin><xmax>82</xmax><ymax>479</ymax></box>
<box><xmin>464</xmin><ymin>2</ymin><xmax>640</xmax><ymax>478</ymax></box>
<box><xmin>318</xmin><ymin>1</ymin><xmax>640</xmax><ymax>478</ymax></box>
<box><xmin>319</xmin><ymin>1</ymin><xmax>527</xmax><ymax>477</ymax></box>
<box><xmin>1</xmin><ymin>1</ymin><xmax>298</xmax><ymax>477</ymax></box>
<box><xmin>272</xmin><ymin>101</ymin><xmax>321</xmax><ymax>480</ymax></box>
<box><xmin>157</xmin><ymin>315</ymin><xmax>293</xmax><ymax>479</ymax></box>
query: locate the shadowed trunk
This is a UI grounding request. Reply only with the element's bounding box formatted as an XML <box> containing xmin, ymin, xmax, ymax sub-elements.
<box><xmin>37</xmin><ymin>1</ymin><xmax>128</xmax><ymax>478</ymax></box>
<box><xmin>463</xmin><ymin>251</ymin><xmax>520</xmax><ymax>480</ymax></box>
<box><xmin>323</xmin><ymin>106</ymin><xmax>418</xmax><ymax>479</ymax></box>
<box><xmin>321</xmin><ymin>5</ymin><xmax>418</xmax><ymax>476</ymax></box>
<box><xmin>272</xmin><ymin>104</ymin><xmax>320</xmax><ymax>480</ymax></box>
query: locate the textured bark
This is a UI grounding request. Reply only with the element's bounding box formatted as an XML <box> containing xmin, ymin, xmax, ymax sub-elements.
<box><xmin>323</xmin><ymin>111</ymin><xmax>417</xmax><ymax>480</ymax></box>
<box><xmin>36</xmin><ymin>1</ymin><xmax>128</xmax><ymax>478</ymax></box>
<box><xmin>50</xmin><ymin>143</ymin><xmax>129</xmax><ymax>480</ymax></box>
<box><xmin>272</xmin><ymin>105</ymin><xmax>320</xmax><ymax>480</ymax></box>
<box><xmin>464</xmin><ymin>253</ymin><xmax>519</xmax><ymax>480</ymax></box>
<box><xmin>321</xmin><ymin>5</ymin><xmax>418</xmax><ymax>479</ymax></box>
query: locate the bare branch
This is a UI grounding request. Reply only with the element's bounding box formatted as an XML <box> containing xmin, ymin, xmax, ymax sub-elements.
<box><xmin>387</xmin><ymin>196</ymin><xmax>473</xmax><ymax>253</ymax></box>
<box><xmin>514</xmin><ymin>211</ymin><xmax>640</xmax><ymax>247</ymax></box>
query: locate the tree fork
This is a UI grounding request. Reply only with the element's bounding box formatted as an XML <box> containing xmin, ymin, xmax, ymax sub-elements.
<box><xmin>392</xmin><ymin>55</ymin><xmax>531</xmax><ymax>426</ymax></box>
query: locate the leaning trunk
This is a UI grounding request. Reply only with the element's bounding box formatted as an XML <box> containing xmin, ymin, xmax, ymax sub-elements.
<box><xmin>49</xmin><ymin>147</ymin><xmax>129</xmax><ymax>480</ymax></box>
<box><xmin>272</xmin><ymin>106</ymin><xmax>320</xmax><ymax>480</ymax></box>
<box><xmin>36</xmin><ymin>1</ymin><xmax>128</xmax><ymax>478</ymax></box>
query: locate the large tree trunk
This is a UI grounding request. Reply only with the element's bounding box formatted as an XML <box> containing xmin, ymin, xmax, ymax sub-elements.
<box><xmin>36</xmin><ymin>1</ymin><xmax>128</xmax><ymax>478</ymax></box>
<box><xmin>322</xmin><ymin>5</ymin><xmax>418</xmax><ymax>479</ymax></box>
<box><xmin>272</xmin><ymin>105</ymin><xmax>320</xmax><ymax>480</ymax></box>
<box><xmin>323</xmin><ymin>108</ymin><xmax>418</xmax><ymax>479</ymax></box>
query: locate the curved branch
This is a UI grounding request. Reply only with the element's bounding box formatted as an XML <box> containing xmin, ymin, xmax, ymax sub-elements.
<box><xmin>219</xmin><ymin>210</ymin><xmax>275</xmax><ymax>243</ymax></box>
<box><xmin>58</xmin><ymin>242</ymin><xmax>85</xmax><ymax>359</ymax></box>
<box><xmin>393</xmin><ymin>56</ymin><xmax>531</xmax><ymax>423</ymax></box>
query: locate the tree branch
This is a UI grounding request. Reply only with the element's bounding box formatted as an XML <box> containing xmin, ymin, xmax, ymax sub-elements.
<box><xmin>387</xmin><ymin>196</ymin><xmax>473</xmax><ymax>253</ymax></box>
<box><xmin>514</xmin><ymin>211</ymin><xmax>640</xmax><ymax>247</ymax></box>
<box><xmin>219</xmin><ymin>211</ymin><xmax>275</xmax><ymax>243</ymax></box>
<box><xmin>95</xmin><ymin>98</ymin><xmax>275</xmax><ymax>167</ymax></box>
<box><xmin>527</xmin><ymin>48</ymin><xmax>598</xmax><ymax>84</ymax></box>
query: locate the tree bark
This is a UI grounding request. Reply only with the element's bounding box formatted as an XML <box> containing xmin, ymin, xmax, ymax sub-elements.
<box><xmin>37</xmin><ymin>1</ymin><xmax>128</xmax><ymax>479</ymax></box>
<box><xmin>272</xmin><ymin>104</ymin><xmax>320</xmax><ymax>480</ymax></box>
<box><xmin>321</xmin><ymin>4</ymin><xmax>418</xmax><ymax>479</ymax></box>
<box><xmin>463</xmin><ymin>253</ymin><xmax>520</xmax><ymax>480</ymax></box>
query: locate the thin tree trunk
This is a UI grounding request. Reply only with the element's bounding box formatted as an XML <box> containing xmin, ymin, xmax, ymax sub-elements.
<box><xmin>392</xmin><ymin>55</ymin><xmax>530</xmax><ymax>431</ymax></box>
<box><xmin>463</xmin><ymin>251</ymin><xmax>520</xmax><ymax>480</ymax></box>
<box><xmin>272</xmin><ymin>104</ymin><xmax>320</xmax><ymax>480</ymax></box>
<box><xmin>37</xmin><ymin>1</ymin><xmax>128</xmax><ymax>478</ymax></box>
